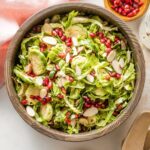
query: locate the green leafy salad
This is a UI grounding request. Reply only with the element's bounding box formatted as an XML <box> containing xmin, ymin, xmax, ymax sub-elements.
<box><xmin>13</xmin><ymin>11</ymin><xmax>136</xmax><ymax>134</ymax></box>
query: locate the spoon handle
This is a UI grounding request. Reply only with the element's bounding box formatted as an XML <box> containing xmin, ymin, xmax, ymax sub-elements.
<box><xmin>122</xmin><ymin>112</ymin><xmax>150</xmax><ymax>150</ymax></box>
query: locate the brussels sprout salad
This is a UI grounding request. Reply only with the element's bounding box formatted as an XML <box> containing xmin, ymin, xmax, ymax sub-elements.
<box><xmin>13</xmin><ymin>11</ymin><xmax>136</xmax><ymax>134</ymax></box>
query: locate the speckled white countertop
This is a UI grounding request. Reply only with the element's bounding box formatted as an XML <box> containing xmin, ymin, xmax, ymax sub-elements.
<box><xmin>0</xmin><ymin>1</ymin><xmax>150</xmax><ymax>150</ymax></box>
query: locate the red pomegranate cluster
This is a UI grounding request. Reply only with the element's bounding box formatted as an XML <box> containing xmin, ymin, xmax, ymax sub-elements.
<box><xmin>110</xmin><ymin>0</ymin><xmax>144</xmax><ymax>17</ymax></box>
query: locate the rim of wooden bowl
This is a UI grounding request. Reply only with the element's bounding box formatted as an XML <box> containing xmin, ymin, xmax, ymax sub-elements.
<box><xmin>104</xmin><ymin>0</ymin><xmax>150</xmax><ymax>22</ymax></box>
<box><xmin>5</xmin><ymin>3</ymin><xmax>145</xmax><ymax>142</ymax></box>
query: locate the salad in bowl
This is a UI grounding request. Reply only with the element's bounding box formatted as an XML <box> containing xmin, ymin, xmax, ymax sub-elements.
<box><xmin>13</xmin><ymin>10</ymin><xmax>136</xmax><ymax>134</ymax></box>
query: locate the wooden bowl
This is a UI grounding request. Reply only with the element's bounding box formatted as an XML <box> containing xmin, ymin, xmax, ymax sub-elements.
<box><xmin>104</xmin><ymin>0</ymin><xmax>150</xmax><ymax>21</ymax></box>
<box><xmin>5</xmin><ymin>3</ymin><xmax>145</xmax><ymax>141</ymax></box>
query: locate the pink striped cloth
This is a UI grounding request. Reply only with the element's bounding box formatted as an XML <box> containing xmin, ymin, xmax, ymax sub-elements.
<box><xmin>0</xmin><ymin>0</ymin><xmax>71</xmax><ymax>88</ymax></box>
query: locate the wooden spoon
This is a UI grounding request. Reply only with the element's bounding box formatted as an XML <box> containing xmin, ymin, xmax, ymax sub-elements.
<box><xmin>122</xmin><ymin>112</ymin><xmax>150</xmax><ymax>150</ymax></box>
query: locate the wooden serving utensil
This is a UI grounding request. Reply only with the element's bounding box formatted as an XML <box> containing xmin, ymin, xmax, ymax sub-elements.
<box><xmin>122</xmin><ymin>112</ymin><xmax>150</xmax><ymax>150</ymax></box>
<box><xmin>104</xmin><ymin>0</ymin><xmax>150</xmax><ymax>21</ymax></box>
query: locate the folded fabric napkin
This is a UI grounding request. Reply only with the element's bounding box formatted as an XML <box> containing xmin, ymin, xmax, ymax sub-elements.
<box><xmin>0</xmin><ymin>0</ymin><xmax>70</xmax><ymax>88</ymax></box>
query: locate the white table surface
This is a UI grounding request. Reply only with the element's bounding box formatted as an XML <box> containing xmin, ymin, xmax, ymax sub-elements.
<box><xmin>1</xmin><ymin>1</ymin><xmax>150</xmax><ymax>150</ymax></box>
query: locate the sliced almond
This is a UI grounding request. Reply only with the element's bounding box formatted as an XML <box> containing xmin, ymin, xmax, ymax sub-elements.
<box><xmin>40</xmin><ymin>88</ymin><xmax>47</xmax><ymax>98</ymax></box>
<box><xmin>83</xmin><ymin>107</ymin><xmax>98</xmax><ymax>117</ymax></box>
<box><xmin>107</xmin><ymin>50</ymin><xmax>116</xmax><ymax>62</ymax></box>
<box><xmin>112</xmin><ymin>59</ymin><xmax>122</xmax><ymax>74</ymax></box>
<box><xmin>76</xmin><ymin>66</ymin><xmax>81</xmax><ymax>76</ymax></box>
<box><xmin>72</xmin><ymin>46</ymin><xmax>78</xmax><ymax>56</ymax></box>
<box><xmin>77</xmin><ymin>46</ymin><xmax>84</xmax><ymax>53</ymax></box>
<box><xmin>24</xmin><ymin>63</ymin><xmax>32</xmax><ymax>74</ymax></box>
<box><xmin>79</xmin><ymin>118</ymin><xmax>88</xmax><ymax>126</ymax></box>
<box><xmin>42</xmin><ymin>36</ymin><xmax>57</xmax><ymax>45</ymax></box>
<box><xmin>26</xmin><ymin>106</ymin><xmax>35</xmax><ymax>117</ymax></box>
<box><xmin>86</xmin><ymin>74</ymin><xmax>94</xmax><ymax>83</ymax></box>
<box><xmin>65</xmin><ymin>53</ymin><xmax>70</xmax><ymax>63</ymax></box>
<box><xmin>72</xmin><ymin>37</ymin><xmax>78</xmax><ymax>46</ymax></box>
<box><xmin>35</xmin><ymin>77</ymin><xmax>43</xmax><ymax>86</ymax></box>
<box><xmin>119</xmin><ymin>58</ymin><xmax>125</xmax><ymax>68</ymax></box>
<box><xmin>127</xmin><ymin>51</ymin><xmax>131</xmax><ymax>63</ymax></box>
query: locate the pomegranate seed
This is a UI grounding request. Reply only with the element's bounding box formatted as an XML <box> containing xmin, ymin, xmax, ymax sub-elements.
<box><xmin>39</xmin><ymin>42</ymin><xmax>47</xmax><ymax>52</ymax></box>
<box><xmin>105</xmin><ymin>75</ymin><xmax>111</xmax><ymax>80</ymax></box>
<box><xmin>100</xmin><ymin>38</ymin><xmax>105</xmax><ymax>43</ymax></box>
<box><xmin>118</xmin><ymin>7</ymin><xmax>122</xmax><ymax>14</ymax></box>
<box><xmin>52</xmin><ymin>30</ymin><xmax>57</xmax><ymax>36</ymax></box>
<box><xmin>115</xmin><ymin>7</ymin><xmax>119</xmax><ymax>12</ymax></box>
<box><xmin>113</xmin><ymin>111</ymin><xmax>119</xmax><ymax>116</ymax></box>
<box><xmin>84</xmin><ymin>102</ymin><xmax>92</xmax><ymax>108</ymax></box>
<box><xmin>116</xmin><ymin>73</ymin><xmax>121</xmax><ymax>79</ymax></box>
<box><xmin>127</xmin><ymin>12</ymin><xmax>134</xmax><ymax>17</ymax></box>
<box><xmin>47</xmin><ymin>80</ymin><xmax>53</xmax><ymax>89</ymax></box>
<box><xmin>99</xmin><ymin>32</ymin><xmax>104</xmax><ymax>38</ymax></box>
<box><xmin>94</xmin><ymin>103</ymin><xmax>101</xmax><ymax>108</ymax></box>
<box><xmin>105</xmin><ymin>40</ymin><xmax>111</xmax><ymax>48</ymax></box>
<box><xmin>55</xmin><ymin>64</ymin><xmax>60</xmax><ymax>71</ymax></box>
<box><xmin>83</xmin><ymin>96</ymin><xmax>91</xmax><ymax>102</ymax></box>
<box><xmin>66</xmin><ymin>112</ymin><xmax>71</xmax><ymax>118</ymax></box>
<box><xmin>121</xmin><ymin>10</ymin><xmax>127</xmax><ymax>16</ymax></box>
<box><xmin>133</xmin><ymin>3</ymin><xmax>139</xmax><ymax>8</ymax></box>
<box><xmin>42</xmin><ymin>97</ymin><xmax>51</xmax><ymax>105</ymax></box>
<box><xmin>75</xmin><ymin>114</ymin><xmax>79</xmax><ymax>118</ymax></box>
<box><xmin>68</xmin><ymin>76</ymin><xmax>74</xmax><ymax>82</ymax></box>
<box><xmin>69</xmin><ymin>56</ymin><xmax>73</xmax><ymax>62</ymax></box>
<box><xmin>106</xmin><ymin>47</ymin><xmax>112</xmax><ymax>54</ymax></box>
<box><xmin>124</xmin><ymin>4</ymin><xmax>130</xmax><ymax>9</ymax></box>
<box><xmin>65</xmin><ymin>118</ymin><xmax>71</xmax><ymax>125</ymax></box>
<box><xmin>115</xmin><ymin>37</ymin><xmax>120</xmax><ymax>43</ymax></box>
<box><xmin>61</xmin><ymin>87</ymin><xmax>66</xmax><ymax>94</ymax></box>
<box><xmin>57</xmin><ymin>94</ymin><xmax>64</xmax><ymax>99</ymax></box>
<box><xmin>66</xmin><ymin>47</ymin><xmax>72</xmax><ymax>53</ymax></box>
<box><xmin>134</xmin><ymin>0</ymin><xmax>139</xmax><ymax>3</ymax></box>
<box><xmin>89</xmin><ymin>32</ymin><xmax>96</xmax><ymax>38</ymax></box>
<box><xmin>55</xmin><ymin>28</ymin><xmax>60</xmax><ymax>34</ymax></box>
<box><xmin>28</xmin><ymin>72</ymin><xmax>36</xmax><ymax>77</ymax></box>
<box><xmin>58</xmin><ymin>30</ymin><xmax>63</xmax><ymax>37</ymax></box>
<box><xmin>66</xmin><ymin>37</ymin><xmax>72</xmax><ymax>43</ymax></box>
<box><xmin>139</xmin><ymin>1</ymin><xmax>143</xmax><ymax>6</ymax></box>
<box><xmin>116</xmin><ymin>104</ymin><xmax>123</xmax><ymax>111</ymax></box>
<box><xmin>109</xmin><ymin>72</ymin><xmax>117</xmax><ymax>77</ymax></box>
<box><xmin>61</xmin><ymin>35</ymin><xmax>67</xmax><ymax>41</ymax></box>
<box><xmin>66</xmin><ymin>42</ymin><xmax>72</xmax><ymax>47</ymax></box>
<box><xmin>43</xmin><ymin>77</ymin><xmax>49</xmax><ymax>86</ymax></box>
<box><xmin>58</xmin><ymin>52</ymin><xmax>66</xmax><ymax>59</ymax></box>
<box><xmin>21</xmin><ymin>99</ymin><xmax>28</xmax><ymax>105</ymax></box>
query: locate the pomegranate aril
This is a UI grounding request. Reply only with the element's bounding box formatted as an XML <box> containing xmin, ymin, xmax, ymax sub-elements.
<box><xmin>55</xmin><ymin>28</ymin><xmax>60</xmax><ymax>34</ymax></box>
<box><xmin>58</xmin><ymin>52</ymin><xmax>66</xmax><ymax>59</ymax></box>
<box><xmin>66</xmin><ymin>37</ymin><xmax>72</xmax><ymax>43</ymax></box>
<box><xmin>47</xmin><ymin>81</ymin><xmax>53</xmax><ymax>90</ymax></box>
<box><xmin>61</xmin><ymin>87</ymin><xmax>66</xmax><ymax>94</ymax></box>
<box><xmin>55</xmin><ymin>64</ymin><xmax>60</xmax><ymax>71</ymax></box>
<box><xmin>106</xmin><ymin>47</ymin><xmax>112</xmax><ymax>54</ymax></box>
<box><xmin>43</xmin><ymin>77</ymin><xmax>49</xmax><ymax>86</ymax></box>
<box><xmin>105</xmin><ymin>75</ymin><xmax>111</xmax><ymax>80</ymax></box>
<box><xmin>52</xmin><ymin>30</ymin><xmax>57</xmax><ymax>36</ymax></box>
<box><xmin>89</xmin><ymin>32</ymin><xmax>96</xmax><ymax>38</ymax></box>
<box><xmin>100</xmin><ymin>38</ymin><xmax>105</xmax><ymax>43</ymax></box>
<box><xmin>66</xmin><ymin>42</ymin><xmax>72</xmax><ymax>47</ymax></box>
<box><xmin>57</xmin><ymin>94</ymin><xmax>64</xmax><ymax>99</ymax></box>
<box><xmin>61</xmin><ymin>35</ymin><xmax>67</xmax><ymax>41</ymax></box>
<box><xmin>83</xmin><ymin>96</ymin><xmax>91</xmax><ymax>102</ymax></box>
<box><xmin>116</xmin><ymin>73</ymin><xmax>121</xmax><ymax>79</ymax></box>
<box><xmin>68</xmin><ymin>76</ymin><xmax>74</xmax><ymax>82</ymax></box>
<box><xmin>58</xmin><ymin>30</ymin><xmax>63</xmax><ymax>37</ymax></box>
<box><xmin>109</xmin><ymin>72</ymin><xmax>117</xmax><ymax>77</ymax></box>
<box><xmin>66</xmin><ymin>112</ymin><xmax>71</xmax><ymax>118</ymax></box>
<box><xmin>84</xmin><ymin>102</ymin><xmax>92</xmax><ymax>108</ymax></box>
<box><xmin>39</xmin><ymin>42</ymin><xmax>47</xmax><ymax>51</ymax></box>
<box><xmin>139</xmin><ymin>1</ymin><xmax>143</xmax><ymax>6</ymax></box>
<box><xmin>21</xmin><ymin>99</ymin><xmax>28</xmax><ymax>105</ymax></box>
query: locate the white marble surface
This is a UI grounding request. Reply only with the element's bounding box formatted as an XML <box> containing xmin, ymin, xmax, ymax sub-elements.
<box><xmin>0</xmin><ymin>1</ymin><xmax>150</xmax><ymax>150</ymax></box>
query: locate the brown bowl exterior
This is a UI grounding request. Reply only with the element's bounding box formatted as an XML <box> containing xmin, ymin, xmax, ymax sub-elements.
<box><xmin>5</xmin><ymin>3</ymin><xmax>145</xmax><ymax>142</ymax></box>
